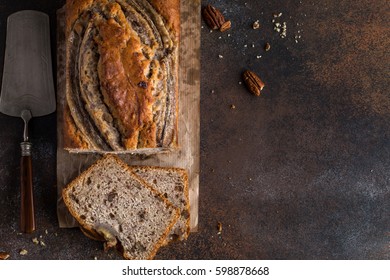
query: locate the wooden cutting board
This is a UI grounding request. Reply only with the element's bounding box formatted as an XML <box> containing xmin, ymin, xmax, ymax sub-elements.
<box><xmin>56</xmin><ymin>0</ymin><xmax>200</xmax><ymax>231</ymax></box>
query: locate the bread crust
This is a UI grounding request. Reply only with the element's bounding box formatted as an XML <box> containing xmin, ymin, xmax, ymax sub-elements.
<box><xmin>149</xmin><ymin>0</ymin><xmax>180</xmax><ymax>41</ymax></box>
<box><xmin>64</xmin><ymin>0</ymin><xmax>180</xmax><ymax>152</ymax></box>
<box><xmin>62</xmin><ymin>154</ymin><xmax>180</xmax><ymax>260</ymax></box>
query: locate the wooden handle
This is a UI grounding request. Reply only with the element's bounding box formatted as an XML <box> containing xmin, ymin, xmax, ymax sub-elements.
<box><xmin>20</xmin><ymin>143</ymin><xmax>35</xmax><ymax>233</ymax></box>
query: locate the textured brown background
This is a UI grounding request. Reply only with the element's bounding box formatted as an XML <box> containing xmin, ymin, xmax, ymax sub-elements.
<box><xmin>0</xmin><ymin>0</ymin><xmax>389</xmax><ymax>259</ymax></box>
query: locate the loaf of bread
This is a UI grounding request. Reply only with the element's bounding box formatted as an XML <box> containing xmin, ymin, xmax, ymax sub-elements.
<box><xmin>131</xmin><ymin>166</ymin><xmax>190</xmax><ymax>243</ymax></box>
<box><xmin>64</xmin><ymin>0</ymin><xmax>180</xmax><ymax>152</ymax></box>
<box><xmin>62</xmin><ymin>154</ymin><xmax>180</xmax><ymax>260</ymax></box>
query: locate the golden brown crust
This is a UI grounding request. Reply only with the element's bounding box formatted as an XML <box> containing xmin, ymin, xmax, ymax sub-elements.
<box><xmin>65</xmin><ymin>0</ymin><xmax>94</xmax><ymax>35</ymax></box>
<box><xmin>63</xmin><ymin>105</ymin><xmax>89</xmax><ymax>149</ymax></box>
<box><xmin>62</xmin><ymin>154</ymin><xmax>180</xmax><ymax>260</ymax></box>
<box><xmin>149</xmin><ymin>0</ymin><xmax>180</xmax><ymax>41</ymax></box>
<box><xmin>94</xmin><ymin>15</ymin><xmax>141</xmax><ymax>149</ymax></box>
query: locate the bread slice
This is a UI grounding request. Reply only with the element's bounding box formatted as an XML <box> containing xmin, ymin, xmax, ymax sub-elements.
<box><xmin>131</xmin><ymin>166</ymin><xmax>190</xmax><ymax>243</ymax></box>
<box><xmin>62</xmin><ymin>154</ymin><xmax>179</xmax><ymax>260</ymax></box>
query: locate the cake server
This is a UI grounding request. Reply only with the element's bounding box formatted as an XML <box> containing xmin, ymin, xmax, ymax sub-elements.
<box><xmin>0</xmin><ymin>10</ymin><xmax>56</xmax><ymax>233</ymax></box>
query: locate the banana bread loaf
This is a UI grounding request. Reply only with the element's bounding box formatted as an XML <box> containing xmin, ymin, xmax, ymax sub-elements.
<box><xmin>64</xmin><ymin>0</ymin><xmax>180</xmax><ymax>152</ymax></box>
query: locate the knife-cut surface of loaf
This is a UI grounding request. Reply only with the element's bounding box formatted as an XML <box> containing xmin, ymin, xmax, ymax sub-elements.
<box><xmin>131</xmin><ymin>166</ymin><xmax>190</xmax><ymax>243</ymax></box>
<box><xmin>64</xmin><ymin>0</ymin><xmax>180</xmax><ymax>152</ymax></box>
<box><xmin>62</xmin><ymin>154</ymin><xmax>179</xmax><ymax>260</ymax></box>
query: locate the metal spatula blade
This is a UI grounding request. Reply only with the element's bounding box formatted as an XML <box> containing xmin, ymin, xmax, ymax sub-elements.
<box><xmin>0</xmin><ymin>10</ymin><xmax>56</xmax><ymax>233</ymax></box>
<box><xmin>0</xmin><ymin>10</ymin><xmax>55</xmax><ymax>117</ymax></box>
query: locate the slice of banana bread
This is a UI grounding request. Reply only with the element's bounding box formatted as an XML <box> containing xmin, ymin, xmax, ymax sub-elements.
<box><xmin>62</xmin><ymin>154</ymin><xmax>179</xmax><ymax>259</ymax></box>
<box><xmin>131</xmin><ymin>166</ymin><xmax>190</xmax><ymax>243</ymax></box>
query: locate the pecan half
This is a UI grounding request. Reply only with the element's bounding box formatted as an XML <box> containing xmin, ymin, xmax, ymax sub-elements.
<box><xmin>202</xmin><ymin>5</ymin><xmax>226</xmax><ymax>30</ymax></box>
<box><xmin>0</xmin><ymin>252</ymin><xmax>10</xmax><ymax>260</ymax></box>
<box><xmin>242</xmin><ymin>70</ymin><xmax>265</xmax><ymax>96</ymax></box>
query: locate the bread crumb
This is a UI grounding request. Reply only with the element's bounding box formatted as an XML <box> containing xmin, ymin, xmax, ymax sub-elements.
<box><xmin>252</xmin><ymin>20</ymin><xmax>260</xmax><ymax>29</ymax></box>
<box><xmin>218</xmin><ymin>54</ymin><xmax>223</xmax><ymax>59</ymax></box>
<box><xmin>45</xmin><ymin>229</ymin><xmax>48</xmax><ymax>235</ymax></box>
<box><xmin>230</xmin><ymin>104</ymin><xmax>236</xmax><ymax>109</ymax></box>
<box><xmin>32</xmin><ymin>237</ymin><xmax>39</xmax><ymax>245</ymax></box>
<box><xmin>19</xmin><ymin>249</ymin><xmax>28</xmax><ymax>256</ymax></box>
<box><xmin>265</xmin><ymin>42</ymin><xmax>271</xmax><ymax>51</ymax></box>
<box><xmin>39</xmin><ymin>240</ymin><xmax>46</xmax><ymax>247</ymax></box>
<box><xmin>272</xmin><ymin>13</ymin><xmax>287</xmax><ymax>38</ymax></box>
<box><xmin>280</xmin><ymin>22</ymin><xmax>287</xmax><ymax>38</ymax></box>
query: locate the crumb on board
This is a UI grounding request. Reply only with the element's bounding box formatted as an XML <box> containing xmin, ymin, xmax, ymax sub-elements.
<box><xmin>272</xmin><ymin>12</ymin><xmax>287</xmax><ymax>38</ymax></box>
<box><xmin>252</xmin><ymin>20</ymin><xmax>260</xmax><ymax>29</ymax></box>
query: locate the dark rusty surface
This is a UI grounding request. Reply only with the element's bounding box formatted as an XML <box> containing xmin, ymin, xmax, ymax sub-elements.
<box><xmin>0</xmin><ymin>0</ymin><xmax>389</xmax><ymax>260</ymax></box>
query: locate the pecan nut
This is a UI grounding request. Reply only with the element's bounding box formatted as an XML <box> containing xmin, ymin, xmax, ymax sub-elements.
<box><xmin>0</xmin><ymin>252</ymin><xmax>10</xmax><ymax>260</ymax></box>
<box><xmin>202</xmin><ymin>5</ymin><xmax>226</xmax><ymax>30</ymax></box>
<box><xmin>242</xmin><ymin>70</ymin><xmax>265</xmax><ymax>96</ymax></box>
